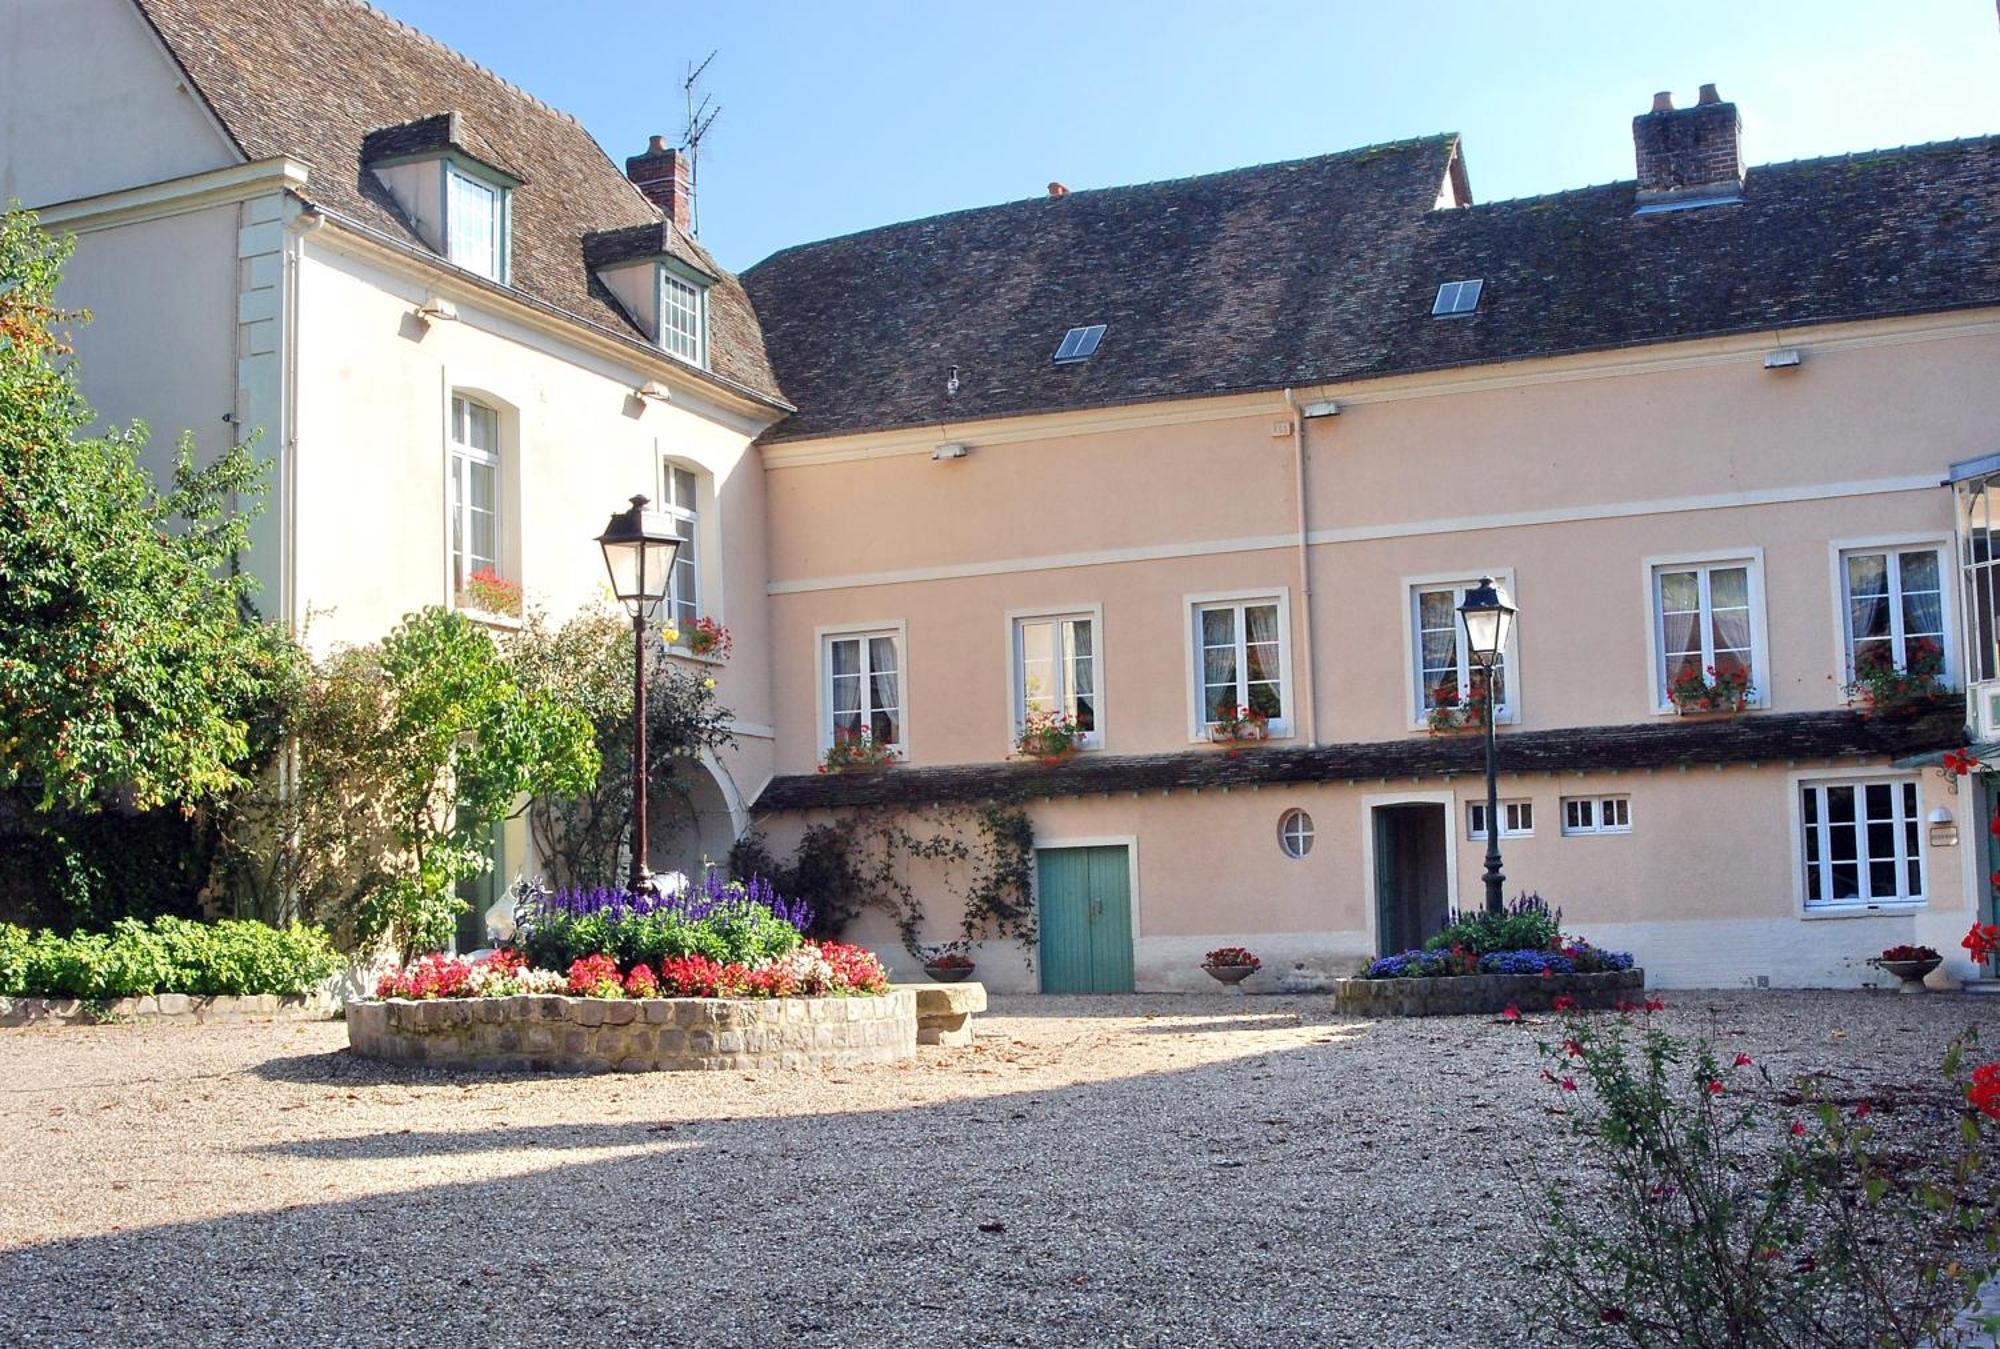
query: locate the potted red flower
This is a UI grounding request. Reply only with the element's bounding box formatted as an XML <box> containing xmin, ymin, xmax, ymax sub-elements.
<box><xmin>1202</xmin><ymin>946</ymin><xmax>1261</xmax><ymax>987</ymax></box>
<box><xmin>687</xmin><ymin>616</ymin><xmax>733</xmax><ymax>661</ymax></box>
<box><xmin>818</xmin><ymin>727</ymin><xmax>898</xmax><ymax>773</ymax></box>
<box><xmin>1668</xmin><ymin>662</ymin><xmax>1753</xmax><ymax>715</ymax></box>
<box><xmin>1869</xmin><ymin>943</ymin><xmax>1941</xmax><ymax>992</ymax></box>
<box><xmin>921</xmin><ymin>944</ymin><xmax>976</xmax><ymax>983</ymax></box>
<box><xmin>1015</xmin><ymin>709</ymin><xmax>1084</xmax><ymax>764</ymax></box>
<box><xmin>1208</xmin><ymin>699</ymin><xmax>1270</xmax><ymax>748</ymax></box>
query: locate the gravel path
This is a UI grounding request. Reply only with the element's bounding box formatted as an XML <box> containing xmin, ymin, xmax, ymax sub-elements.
<box><xmin>0</xmin><ymin>990</ymin><xmax>1992</xmax><ymax>1347</ymax></box>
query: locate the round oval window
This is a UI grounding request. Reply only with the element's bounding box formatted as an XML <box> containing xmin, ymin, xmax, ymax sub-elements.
<box><xmin>1278</xmin><ymin>808</ymin><xmax>1315</xmax><ymax>859</ymax></box>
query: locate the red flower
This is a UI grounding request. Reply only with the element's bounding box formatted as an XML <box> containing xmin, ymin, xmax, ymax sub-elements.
<box><xmin>1969</xmin><ymin>1064</ymin><xmax>2000</xmax><ymax>1120</ymax></box>
<box><xmin>567</xmin><ymin>953</ymin><xmax>624</xmax><ymax>997</ymax></box>
<box><xmin>624</xmin><ymin>964</ymin><xmax>659</xmax><ymax>997</ymax></box>
<box><xmin>1553</xmin><ymin>994</ymin><xmax>1577</xmax><ymax>1013</ymax></box>
<box><xmin>1614</xmin><ymin>1000</ymin><xmax>1638</xmax><ymax>1013</ymax></box>
<box><xmin>1499</xmin><ymin>1005</ymin><xmax>1521</xmax><ymax>1022</ymax></box>
<box><xmin>1540</xmin><ymin>966</ymin><xmax>1553</xmax><ymax>979</ymax></box>
<box><xmin>1563</xmin><ymin>1038</ymin><xmax>1585</xmax><ymax>1058</ymax></box>
<box><xmin>1854</xmin><ymin>1100</ymin><xmax>1872</xmax><ymax>1119</ymax></box>
<box><xmin>1643</xmin><ymin>996</ymin><xmax>1666</xmax><ymax>1013</ymax></box>
<box><xmin>1964</xmin><ymin>923</ymin><xmax>2000</xmax><ymax>963</ymax></box>
<box><xmin>1734</xmin><ymin>1053</ymin><xmax>1753</xmax><ymax>1067</ymax></box>
<box><xmin>1561</xmin><ymin>1077</ymin><xmax>1578</xmax><ymax>1092</ymax></box>
<box><xmin>1790</xmin><ymin>1120</ymin><xmax>1806</xmax><ymax>1137</ymax></box>
<box><xmin>1707</xmin><ymin>1079</ymin><xmax>1725</xmax><ymax>1095</ymax></box>
<box><xmin>1944</xmin><ymin>749</ymin><xmax>1981</xmax><ymax>776</ymax></box>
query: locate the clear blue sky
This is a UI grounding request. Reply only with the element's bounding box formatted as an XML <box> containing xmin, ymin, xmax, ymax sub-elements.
<box><xmin>374</xmin><ymin>0</ymin><xmax>2000</xmax><ymax>273</ymax></box>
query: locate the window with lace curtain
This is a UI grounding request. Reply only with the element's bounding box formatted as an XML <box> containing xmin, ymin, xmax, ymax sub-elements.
<box><xmin>1650</xmin><ymin>555</ymin><xmax>1766</xmax><ymax>711</ymax></box>
<box><xmin>822</xmin><ymin>627</ymin><xmax>903</xmax><ymax>755</ymax></box>
<box><xmin>1189</xmin><ymin>593</ymin><xmax>1291</xmax><ymax>738</ymax></box>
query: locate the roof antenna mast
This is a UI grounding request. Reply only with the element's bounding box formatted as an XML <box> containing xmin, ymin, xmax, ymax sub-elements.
<box><xmin>680</xmin><ymin>50</ymin><xmax>721</xmax><ymax>238</ymax></box>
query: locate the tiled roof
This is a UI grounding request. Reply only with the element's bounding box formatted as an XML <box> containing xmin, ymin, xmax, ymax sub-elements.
<box><xmin>753</xmin><ymin>708</ymin><xmax>1966</xmax><ymax>813</ymax></box>
<box><xmin>132</xmin><ymin>0</ymin><xmax>784</xmax><ymax>405</ymax></box>
<box><xmin>741</xmin><ymin>134</ymin><xmax>2000</xmax><ymax>442</ymax></box>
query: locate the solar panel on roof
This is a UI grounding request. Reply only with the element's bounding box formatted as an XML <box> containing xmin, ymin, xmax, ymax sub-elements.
<box><xmin>1053</xmin><ymin>324</ymin><xmax>1107</xmax><ymax>363</ymax></box>
<box><xmin>1431</xmin><ymin>279</ymin><xmax>1483</xmax><ymax>318</ymax></box>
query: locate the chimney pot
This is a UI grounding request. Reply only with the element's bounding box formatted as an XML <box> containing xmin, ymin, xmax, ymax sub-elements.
<box><xmin>626</xmin><ymin>139</ymin><xmax>693</xmax><ymax>225</ymax></box>
<box><xmin>1048</xmin><ymin>181</ymin><xmax>1069</xmax><ymax>198</ymax></box>
<box><xmin>1632</xmin><ymin>84</ymin><xmax>1744</xmax><ymax>209</ymax></box>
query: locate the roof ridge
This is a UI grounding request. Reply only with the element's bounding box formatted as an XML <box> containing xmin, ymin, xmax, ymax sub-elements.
<box><xmin>748</xmin><ymin>133</ymin><xmax>1457</xmax><ymax>270</ymax></box>
<box><xmin>340</xmin><ymin>0</ymin><xmax>590</xmax><ymax>134</ymax></box>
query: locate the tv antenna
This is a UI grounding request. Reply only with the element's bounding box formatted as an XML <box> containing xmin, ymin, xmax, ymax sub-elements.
<box><xmin>680</xmin><ymin>50</ymin><xmax>721</xmax><ymax>237</ymax></box>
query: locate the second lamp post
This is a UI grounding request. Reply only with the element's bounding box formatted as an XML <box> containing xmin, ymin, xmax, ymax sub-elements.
<box><xmin>596</xmin><ymin>494</ymin><xmax>684</xmax><ymax>898</ymax></box>
<box><xmin>1457</xmin><ymin>577</ymin><xmax>1517</xmax><ymax>915</ymax></box>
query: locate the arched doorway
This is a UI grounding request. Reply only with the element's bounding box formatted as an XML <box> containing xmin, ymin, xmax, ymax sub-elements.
<box><xmin>648</xmin><ymin>750</ymin><xmax>748</xmax><ymax>884</ymax></box>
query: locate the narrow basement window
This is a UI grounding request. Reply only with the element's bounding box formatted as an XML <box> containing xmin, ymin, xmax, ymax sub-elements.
<box><xmin>1431</xmin><ymin>279</ymin><xmax>1483</xmax><ymax>318</ymax></box>
<box><xmin>1053</xmin><ymin>325</ymin><xmax>1107</xmax><ymax>363</ymax></box>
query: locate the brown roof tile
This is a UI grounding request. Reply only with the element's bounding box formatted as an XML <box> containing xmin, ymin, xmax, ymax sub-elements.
<box><xmin>753</xmin><ymin>708</ymin><xmax>1965</xmax><ymax>812</ymax></box>
<box><xmin>132</xmin><ymin>0</ymin><xmax>783</xmax><ymax>405</ymax></box>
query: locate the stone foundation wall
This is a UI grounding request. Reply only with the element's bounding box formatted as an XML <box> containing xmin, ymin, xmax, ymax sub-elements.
<box><xmin>1334</xmin><ymin>968</ymin><xmax>1646</xmax><ymax>1018</ymax></box>
<box><xmin>346</xmin><ymin>988</ymin><xmax>917</xmax><ymax>1072</ymax></box>
<box><xmin>0</xmin><ymin>993</ymin><xmax>332</xmax><ymax>1027</ymax></box>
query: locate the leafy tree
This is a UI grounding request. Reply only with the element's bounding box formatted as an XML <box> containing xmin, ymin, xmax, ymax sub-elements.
<box><xmin>227</xmin><ymin>608</ymin><xmax>600</xmax><ymax>959</ymax></box>
<box><xmin>0</xmin><ymin>207</ymin><xmax>299</xmax><ymax>817</ymax></box>
<box><xmin>507</xmin><ymin>605</ymin><xmax>735</xmax><ymax>888</ymax></box>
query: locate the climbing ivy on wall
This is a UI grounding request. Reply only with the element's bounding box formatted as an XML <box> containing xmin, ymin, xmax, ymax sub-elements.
<box><xmin>731</xmin><ymin>803</ymin><xmax>1037</xmax><ymax>961</ymax></box>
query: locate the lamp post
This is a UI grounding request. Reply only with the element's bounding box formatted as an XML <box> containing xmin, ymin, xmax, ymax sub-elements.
<box><xmin>1458</xmin><ymin>576</ymin><xmax>1517</xmax><ymax>915</ymax></box>
<box><xmin>596</xmin><ymin>494</ymin><xmax>682</xmax><ymax>897</ymax></box>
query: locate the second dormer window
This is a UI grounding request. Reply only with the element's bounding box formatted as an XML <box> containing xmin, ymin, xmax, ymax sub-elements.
<box><xmin>661</xmin><ymin>268</ymin><xmax>705</xmax><ymax>365</ymax></box>
<box><xmin>446</xmin><ymin>166</ymin><xmax>507</xmax><ymax>282</ymax></box>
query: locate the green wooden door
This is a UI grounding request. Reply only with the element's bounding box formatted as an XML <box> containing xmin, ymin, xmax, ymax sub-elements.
<box><xmin>1037</xmin><ymin>845</ymin><xmax>1134</xmax><ymax>993</ymax></box>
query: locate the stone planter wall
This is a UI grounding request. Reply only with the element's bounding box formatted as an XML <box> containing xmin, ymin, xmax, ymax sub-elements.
<box><xmin>0</xmin><ymin>992</ymin><xmax>332</xmax><ymax>1027</ymax></box>
<box><xmin>346</xmin><ymin>988</ymin><xmax>917</xmax><ymax>1073</ymax></box>
<box><xmin>1334</xmin><ymin>968</ymin><xmax>1645</xmax><ymax>1018</ymax></box>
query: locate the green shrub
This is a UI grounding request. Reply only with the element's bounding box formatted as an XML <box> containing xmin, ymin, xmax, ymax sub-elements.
<box><xmin>0</xmin><ymin>918</ymin><xmax>338</xmax><ymax>999</ymax></box>
<box><xmin>515</xmin><ymin>905</ymin><xmax>804</xmax><ymax>973</ymax></box>
<box><xmin>1426</xmin><ymin>892</ymin><xmax>1562</xmax><ymax>955</ymax></box>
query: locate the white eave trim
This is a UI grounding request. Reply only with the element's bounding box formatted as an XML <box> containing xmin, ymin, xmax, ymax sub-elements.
<box><xmin>28</xmin><ymin>156</ymin><xmax>314</xmax><ymax>233</ymax></box>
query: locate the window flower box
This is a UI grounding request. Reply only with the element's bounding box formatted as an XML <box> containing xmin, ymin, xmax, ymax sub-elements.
<box><xmin>1014</xmin><ymin>710</ymin><xmax>1085</xmax><ymax>764</ymax></box>
<box><xmin>1208</xmin><ymin>699</ymin><xmax>1270</xmax><ymax>746</ymax></box>
<box><xmin>455</xmin><ymin>567</ymin><xmax>523</xmax><ymax>620</ymax></box>
<box><xmin>819</xmin><ymin>727</ymin><xmax>898</xmax><ymax>773</ymax></box>
<box><xmin>1667</xmin><ymin>663</ymin><xmax>1753</xmax><ymax>715</ymax></box>
<box><xmin>686</xmin><ymin>616</ymin><xmax>732</xmax><ymax>662</ymax></box>
<box><xmin>1844</xmin><ymin>637</ymin><xmax>1947</xmax><ymax>717</ymax></box>
<box><xmin>1425</xmin><ymin>676</ymin><xmax>1492</xmax><ymax>736</ymax></box>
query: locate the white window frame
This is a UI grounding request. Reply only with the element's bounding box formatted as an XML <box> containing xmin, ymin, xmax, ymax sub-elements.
<box><xmin>816</xmin><ymin>621</ymin><xmax>908</xmax><ymax>759</ymax></box>
<box><xmin>1828</xmin><ymin>535</ymin><xmax>1954</xmax><ymax>689</ymax></box>
<box><xmin>659</xmin><ymin>264</ymin><xmax>708</xmax><ymax>367</ymax></box>
<box><xmin>1789</xmin><ymin>769</ymin><xmax>1927</xmax><ymax>915</ymax></box>
<box><xmin>1006</xmin><ymin>604</ymin><xmax>1105</xmax><ymax>752</ymax></box>
<box><xmin>1643</xmin><ymin>548</ymin><xmax>1770</xmax><ymax>715</ymax></box>
<box><xmin>1560</xmin><ymin>795</ymin><xmax>1631</xmax><ymax>836</ymax></box>
<box><xmin>442</xmin><ymin>162</ymin><xmax>510</xmax><ymax>283</ymax></box>
<box><xmin>1278</xmin><ymin>808</ymin><xmax>1316</xmax><ymax>860</ymax></box>
<box><xmin>658</xmin><ymin>458</ymin><xmax>704</xmax><ymax>639</ymax></box>
<box><xmin>1467</xmin><ymin>799</ymin><xmax>1534</xmax><ymax>841</ymax></box>
<box><xmin>447</xmin><ymin>392</ymin><xmax>504</xmax><ymax>603</ymax></box>
<box><xmin>1401</xmin><ymin>569</ymin><xmax>1521</xmax><ymax>730</ymax></box>
<box><xmin>1183</xmin><ymin>588</ymin><xmax>1294</xmax><ymax>742</ymax></box>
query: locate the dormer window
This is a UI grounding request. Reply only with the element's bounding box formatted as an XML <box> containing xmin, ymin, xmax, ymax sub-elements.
<box><xmin>362</xmin><ymin>114</ymin><xmax>521</xmax><ymax>285</ymax></box>
<box><xmin>660</xmin><ymin>266</ymin><xmax>706</xmax><ymax>365</ymax></box>
<box><xmin>445</xmin><ymin>165</ymin><xmax>508</xmax><ymax>282</ymax></box>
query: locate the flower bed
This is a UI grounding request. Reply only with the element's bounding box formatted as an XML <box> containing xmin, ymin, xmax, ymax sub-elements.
<box><xmin>350</xmin><ymin>874</ymin><xmax>913</xmax><ymax>1072</ymax></box>
<box><xmin>1336</xmin><ymin>895</ymin><xmax>1645</xmax><ymax>1017</ymax></box>
<box><xmin>0</xmin><ymin>917</ymin><xmax>340</xmax><ymax>1001</ymax></box>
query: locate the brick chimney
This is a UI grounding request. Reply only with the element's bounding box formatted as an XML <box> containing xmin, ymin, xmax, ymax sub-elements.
<box><xmin>1632</xmin><ymin>83</ymin><xmax>1744</xmax><ymax>210</ymax></box>
<box><xmin>626</xmin><ymin>134</ymin><xmax>692</xmax><ymax>225</ymax></box>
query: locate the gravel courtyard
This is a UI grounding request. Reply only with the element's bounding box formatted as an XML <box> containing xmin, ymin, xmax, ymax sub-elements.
<box><xmin>0</xmin><ymin>990</ymin><xmax>1992</xmax><ymax>1347</ymax></box>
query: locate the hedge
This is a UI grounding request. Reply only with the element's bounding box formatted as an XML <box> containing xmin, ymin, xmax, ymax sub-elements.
<box><xmin>0</xmin><ymin>917</ymin><xmax>340</xmax><ymax>999</ymax></box>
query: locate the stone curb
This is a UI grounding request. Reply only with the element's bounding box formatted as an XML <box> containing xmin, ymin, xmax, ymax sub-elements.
<box><xmin>346</xmin><ymin>988</ymin><xmax>918</xmax><ymax>1073</ymax></box>
<box><xmin>1332</xmin><ymin>968</ymin><xmax>1646</xmax><ymax>1018</ymax></box>
<box><xmin>0</xmin><ymin>993</ymin><xmax>332</xmax><ymax>1028</ymax></box>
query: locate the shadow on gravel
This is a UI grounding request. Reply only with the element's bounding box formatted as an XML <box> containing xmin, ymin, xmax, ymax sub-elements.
<box><xmin>0</xmin><ymin>1017</ymin><xmax>1563</xmax><ymax>1349</ymax></box>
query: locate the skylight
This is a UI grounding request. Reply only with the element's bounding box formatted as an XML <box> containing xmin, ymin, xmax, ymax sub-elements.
<box><xmin>1053</xmin><ymin>325</ymin><xmax>1107</xmax><ymax>364</ymax></box>
<box><xmin>1431</xmin><ymin>279</ymin><xmax>1483</xmax><ymax>318</ymax></box>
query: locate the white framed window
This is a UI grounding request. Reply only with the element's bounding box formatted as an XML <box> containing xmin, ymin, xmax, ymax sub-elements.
<box><xmin>445</xmin><ymin>166</ymin><xmax>507</xmax><ymax>282</ymax></box>
<box><xmin>1561</xmin><ymin>796</ymin><xmax>1631</xmax><ymax>836</ymax></box>
<box><xmin>1186</xmin><ymin>590</ymin><xmax>1292</xmax><ymax>739</ymax></box>
<box><xmin>1407</xmin><ymin>574</ymin><xmax>1518</xmax><ymax>726</ymax></box>
<box><xmin>449</xmin><ymin>394</ymin><xmax>502</xmax><ymax>597</ymax></box>
<box><xmin>1839</xmin><ymin>544</ymin><xmax>1948</xmax><ymax>684</ymax></box>
<box><xmin>660</xmin><ymin>461</ymin><xmax>701</xmax><ymax>635</ymax></box>
<box><xmin>1647</xmin><ymin>551</ymin><xmax>1767</xmax><ymax>712</ymax></box>
<box><xmin>1278</xmin><ymin>808</ymin><xmax>1315</xmax><ymax>860</ymax></box>
<box><xmin>660</xmin><ymin>267</ymin><xmax>706</xmax><ymax>366</ymax></box>
<box><xmin>1468</xmin><ymin>800</ymin><xmax>1533</xmax><ymax>840</ymax></box>
<box><xmin>821</xmin><ymin>626</ymin><xmax>904</xmax><ymax>754</ymax></box>
<box><xmin>1798</xmin><ymin>777</ymin><xmax>1924</xmax><ymax>909</ymax></box>
<box><xmin>1010</xmin><ymin>608</ymin><xmax>1101</xmax><ymax>749</ymax></box>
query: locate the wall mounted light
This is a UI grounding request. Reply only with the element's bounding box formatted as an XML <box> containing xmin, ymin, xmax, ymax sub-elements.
<box><xmin>932</xmin><ymin>442</ymin><xmax>969</xmax><ymax>462</ymax></box>
<box><xmin>636</xmin><ymin>380</ymin><xmax>673</xmax><ymax>405</ymax></box>
<box><xmin>415</xmin><ymin>295</ymin><xmax>458</xmax><ymax>324</ymax></box>
<box><xmin>1762</xmin><ymin>348</ymin><xmax>1802</xmax><ymax>370</ymax></box>
<box><xmin>1929</xmin><ymin>806</ymin><xmax>1959</xmax><ymax>848</ymax></box>
<box><xmin>1301</xmin><ymin>399</ymin><xmax>1342</xmax><ymax>418</ymax></box>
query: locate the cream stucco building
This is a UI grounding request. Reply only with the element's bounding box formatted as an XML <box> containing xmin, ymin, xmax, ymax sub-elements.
<box><xmin>9</xmin><ymin>3</ymin><xmax>2000</xmax><ymax>989</ymax></box>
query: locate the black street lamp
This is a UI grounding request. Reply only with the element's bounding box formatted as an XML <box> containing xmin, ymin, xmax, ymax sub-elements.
<box><xmin>1458</xmin><ymin>576</ymin><xmax>1517</xmax><ymax>915</ymax></box>
<box><xmin>596</xmin><ymin>494</ymin><xmax>682</xmax><ymax>897</ymax></box>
